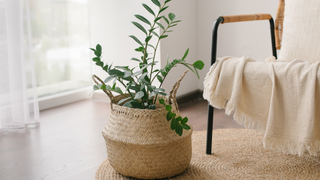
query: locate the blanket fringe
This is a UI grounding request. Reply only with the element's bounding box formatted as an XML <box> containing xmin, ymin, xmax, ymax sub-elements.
<box><xmin>204</xmin><ymin>92</ymin><xmax>267</xmax><ymax>133</ymax></box>
<box><xmin>263</xmin><ymin>136</ymin><xmax>320</xmax><ymax>156</ymax></box>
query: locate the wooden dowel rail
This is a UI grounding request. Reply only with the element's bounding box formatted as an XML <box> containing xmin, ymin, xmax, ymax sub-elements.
<box><xmin>221</xmin><ymin>14</ymin><xmax>272</xmax><ymax>24</ymax></box>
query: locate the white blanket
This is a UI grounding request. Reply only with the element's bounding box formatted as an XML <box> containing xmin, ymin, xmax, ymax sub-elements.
<box><xmin>203</xmin><ymin>56</ymin><xmax>320</xmax><ymax>156</ymax></box>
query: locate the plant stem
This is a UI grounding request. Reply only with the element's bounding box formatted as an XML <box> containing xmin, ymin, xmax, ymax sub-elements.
<box><xmin>142</xmin><ymin>3</ymin><xmax>166</xmax><ymax>65</ymax></box>
<box><xmin>149</xmin><ymin>22</ymin><xmax>172</xmax><ymax>81</ymax></box>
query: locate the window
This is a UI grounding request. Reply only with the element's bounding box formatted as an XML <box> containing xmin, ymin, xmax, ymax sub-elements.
<box><xmin>29</xmin><ymin>0</ymin><xmax>91</xmax><ymax>105</ymax></box>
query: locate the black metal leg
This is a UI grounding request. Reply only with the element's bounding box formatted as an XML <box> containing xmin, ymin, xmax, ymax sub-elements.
<box><xmin>206</xmin><ymin>104</ymin><xmax>214</xmax><ymax>155</ymax></box>
<box><xmin>206</xmin><ymin>17</ymin><xmax>223</xmax><ymax>155</ymax></box>
<box><xmin>205</xmin><ymin>16</ymin><xmax>276</xmax><ymax>155</ymax></box>
<box><xmin>269</xmin><ymin>18</ymin><xmax>278</xmax><ymax>59</ymax></box>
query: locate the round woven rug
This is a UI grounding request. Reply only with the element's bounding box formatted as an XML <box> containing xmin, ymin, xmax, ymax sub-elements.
<box><xmin>96</xmin><ymin>129</ymin><xmax>320</xmax><ymax>180</ymax></box>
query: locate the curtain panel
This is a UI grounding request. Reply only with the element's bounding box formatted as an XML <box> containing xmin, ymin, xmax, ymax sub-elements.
<box><xmin>0</xmin><ymin>0</ymin><xmax>39</xmax><ymax>129</ymax></box>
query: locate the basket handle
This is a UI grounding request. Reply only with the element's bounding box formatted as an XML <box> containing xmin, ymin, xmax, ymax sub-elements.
<box><xmin>169</xmin><ymin>69</ymin><xmax>189</xmax><ymax>112</ymax></box>
<box><xmin>92</xmin><ymin>74</ymin><xmax>114</xmax><ymax>101</ymax></box>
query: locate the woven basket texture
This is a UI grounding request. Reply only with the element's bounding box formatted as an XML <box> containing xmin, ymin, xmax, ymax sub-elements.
<box><xmin>102</xmin><ymin>94</ymin><xmax>193</xmax><ymax>179</ymax></box>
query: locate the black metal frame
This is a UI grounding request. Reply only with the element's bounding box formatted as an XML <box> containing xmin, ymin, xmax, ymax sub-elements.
<box><xmin>206</xmin><ymin>16</ymin><xmax>278</xmax><ymax>155</ymax></box>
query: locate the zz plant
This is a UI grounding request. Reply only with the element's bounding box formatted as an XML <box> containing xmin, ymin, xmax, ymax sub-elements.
<box><xmin>90</xmin><ymin>0</ymin><xmax>204</xmax><ymax>136</ymax></box>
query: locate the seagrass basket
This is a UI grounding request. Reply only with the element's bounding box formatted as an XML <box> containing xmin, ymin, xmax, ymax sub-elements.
<box><xmin>93</xmin><ymin>70</ymin><xmax>192</xmax><ymax>179</ymax></box>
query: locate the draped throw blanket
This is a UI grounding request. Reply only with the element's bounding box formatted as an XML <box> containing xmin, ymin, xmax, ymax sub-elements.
<box><xmin>203</xmin><ymin>56</ymin><xmax>320</xmax><ymax>156</ymax></box>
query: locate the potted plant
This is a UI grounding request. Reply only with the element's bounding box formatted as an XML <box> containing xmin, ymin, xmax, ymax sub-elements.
<box><xmin>91</xmin><ymin>0</ymin><xmax>204</xmax><ymax>179</ymax></box>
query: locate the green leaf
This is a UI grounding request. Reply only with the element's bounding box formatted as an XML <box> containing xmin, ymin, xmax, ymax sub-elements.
<box><xmin>151</xmin><ymin>0</ymin><xmax>161</xmax><ymax>7</ymax></box>
<box><xmin>115</xmin><ymin>66</ymin><xmax>129</xmax><ymax>70</ymax></box>
<box><xmin>154</xmin><ymin>88</ymin><xmax>165</xmax><ymax>92</ymax></box>
<box><xmin>145</xmin><ymin>36</ymin><xmax>152</xmax><ymax>43</ymax></box>
<box><xmin>176</xmin><ymin>116</ymin><xmax>182</xmax><ymax>121</ymax></box>
<box><xmin>156</xmin><ymin>75</ymin><xmax>163</xmax><ymax>83</ymax></box>
<box><xmin>135</xmin><ymin>14</ymin><xmax>151</xmax><ymax>25</ymax></box>
<box><xmin>154</xmin><ymin>16</ymin><xmax>162</xmax><ymax>22</ymax></box>
<box><xmin>173</xmin><ymin>20</ymin><xmax>181</xmax><ymax>23</ymax></box>
<box><xmin>103</xmin><ymin>65</ymin><xmax>109</xmax><ymax>71</ymax></box>
<box><xmin>162</xmin><ymin>16</ymin><xmax>169</xmax><ymax>24</ymax></box>
<box><xmin>159</xmin><ymin>6</ymin><xmax>169</xmax><ymax>13</ymax></box>
<box><xmin>118</xmin><ymin>97</ymin><xmax>132</xmax><ymax>105</ymax></box>
<box><xmin>160</xmin><ymin>69</ymin><xmax>167</xmax><ymax>77</ymax></box>
<box><xmin>194</xmin><ymin>67</ymin><xmax>200</xmax><ymax>79</ymax></box>
<box><xmin>134</xmin><ymin>91</ymin><xmax>144</xmax><ymax>99</ymax></box>
<box><xmin>142</xmin><ymin>4</ymin><xmax>155</xmax><ymax>16</ymax></box>
<box><xmin>193</xmin><ymin>60</ymin><xmax>205</xmax><ymax>70</ymax></box>
<box><xmin>156</xmin><ymin>22</ymin><xmax>165</xmax><ymax>30</ymax></box>
<box><xmin>90</xmin><ymin>48</ymin><xmax>96</xmax><ymax>52</ymax></box>
<box><xmin>165</xmin><ymin>66</ymin><xmax>170</xmax><ymax>72</ymax></box>
<box><xmin>176</xmin><ymin>124</ymin><xmax>183</xmax><ymax>136</ymax></box>
<box><xmin>108</xmin><ymin>69</ymin><xmax>125</xmax><ymax>77</ymax></box>
<box><xmin>135</xmin><ymin>46</ymin><xmax>144</xmax><ymax>52</ymax></box>
<box><xmin>131</xmin><ymin>58</ymin><xmax>141</xmax><ymax>62</ymax></box>
<box><xmin>159</xmin><ymin>35</ymin><xmax>168</xmax><ymax>39</ymax></box>
<box><xmin>182</xmin><ymin>48</ymin><xmax>189</xmax><ymax>60</ymax></box>
<box><xmin>181</xmin><ymin>63</ymin><xmax>195</xmax><ymax>73</ymax></box>
<box><xmin>182</xmin><ymin>124</ymin><xmax>191</xmax><ymax>130</ymax></box>
<box><xmin>124</xmin><ymin>71</ymin><xmax>132</xmax><ymax>78</ymax></box>
<box><xmin>158</xmin><ymin>92</ymin><xmax>167</xmax><ymax>96</ymax></box>
<box><xmin>129</xmin><ymin>35</ymin><xmax>143</xmax><ymax>46</ymax></box>
<box><xmin>171</xmin><ymin>118</ymin><xmax>177</xmax><ymax>130</ymax></box>
<box><xmin>138</xmin><ymin>73</ymin><xmax>148</xmax><ymax>82</ymax></box>
<box><xmin>151</xmin><ymin>31</ymin><xmax>159</xmax><ymax>37</ymax></box>
<box><xmin>132</xmin><ymin>67</ymin><xmax>146</xmax><ymax>77</ymax></box>
<box><xmin>93</xmin><ymin>85</ymin><xmax>99</xmax><ymax>91</ymax></box>
<box><xmin>96</xmin><ymin>61</ymin><xmax>103</xmax><ymax>67</ymax></box>
<box><xmin>104</xmin><ymin>75</ymin><xmax>116</xmax><ymax>83</ymax></box>
<box><xmin>112</xmin><ymin>83</ymin><xmax>116</xmax><ymax>90</ymax></box>
<box><xmin>132</xmin><ymin>21</ymin><xmax>147</xmax><ymax>35</ymax></box>
<box><xmin>92</xmin><ymin>57</ymin><xmax>100</xmax><ymax>62</ymax></box>
<box><xmin>115</xmin><ymin>87</ymin><xmax>123</xmax><ymax>94</ymax></box>
<box><xmin>159</xmin><ymin>98</ymin><xmax>165</xmax><ymax>104</ymax></box>
<box><xmin>128</xmin><ymin>86</ymin><xmax>140</xmax><ymax>92</ymax></box>
<box><xmin>165</xmin><ymin>0</ymin><xmax>171</xmax><ymax>3</ymax></box>
<box><xmin>181</xmin><ymin>117</ymin><xmax>188</xmax><ymax>124</ymax></box>
<box><xmin>100</xmin><ymin>84</ymin><xmax>106</xmax><ymax>90</ymax></box>
<box><xmin>148</xmin><ymin>44</ymin><xmax>156</xmax><ymax>49</ymax></box>
<box><xmin>131</xmin><ymin>101</ymin><xmax>144</xmax><ymax>109</ymax></box>
<box><xmin>168</xmin><ymin>13</ymin><xmax>176</xmax><ymax>21</ymax></box>
<box><xmin>105</xmin><ymin>85</ymin><xmax>112</xmax><ymax>91</ymax></box>
<box><xmin>94</xmin><ymin>51</ymin><xmax>101</xmax><ymax>57</ymax></box>
<box><xmin>96</xmin><ymin>44</ymin><xmax>102</xmax><ymax>52</ymax></box>
<box><xmin>149</xmin><ymin>28</ymin><xmax>156</xmax><ymax>34</ymax></box>
<box><xmin>148</xmin><ymin>104</ymin><xmax>156</xmax><ymax>110</ymax></box>
<box><xmin>167</xmin><ymin>112</ymin><xmax>172</xmax><ymax>121</ymax></box>
<box><xmin>169</xmin><ymin>24</ymin><xmax>178</xmax><ymax>28</ymax></box>
<box><xmin>123</xmin><ymin>100</ymin><xmax>133</xmax><ymax>108</ymax></box>
<box><xmin>165</xmin><ymin>105</ymin><xmax>172</xmax><ymax>111</ymax></box>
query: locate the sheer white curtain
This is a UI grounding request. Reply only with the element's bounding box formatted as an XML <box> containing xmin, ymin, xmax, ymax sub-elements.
<box><xmin>0</xmin><ymin>0</ymin><xmax>39</xmax><ymax>129</ymax></box>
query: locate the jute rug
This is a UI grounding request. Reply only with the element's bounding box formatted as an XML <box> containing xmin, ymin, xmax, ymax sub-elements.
<box><xmin>96</xmin><ymin>129</ymin><xmax>320</xmax><ymax>180</ymax></box>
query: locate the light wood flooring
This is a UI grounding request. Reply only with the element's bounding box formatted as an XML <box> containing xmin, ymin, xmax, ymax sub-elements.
<box><xmin>0</xmin><ymin>99</ymin><xmax>243</xmax><ymax>180</ymax></box>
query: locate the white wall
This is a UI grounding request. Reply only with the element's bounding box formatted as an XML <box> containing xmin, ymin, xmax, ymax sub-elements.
<box><xmin>160</xmin><ymin>0</ymin><xmax>199</xmax><ymax>97</ymax></box>
<box><xmin>89</xmin><ymin>0</ymin><xmax>279</xmax><ymax>98</ymax></box>
<box><xmin>197</xmin><ymin>0</ymin><xmax>279</xmax><ymax>89</ymax></box>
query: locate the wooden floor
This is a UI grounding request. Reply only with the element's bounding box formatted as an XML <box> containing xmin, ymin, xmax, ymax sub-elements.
<box><xmin>0</xmin><ymin>99</ymin><xmax>243</xmax><ymax>180</ymax></box>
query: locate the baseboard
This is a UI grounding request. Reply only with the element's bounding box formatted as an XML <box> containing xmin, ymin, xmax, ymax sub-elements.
<box><xmin>176</xmin><ymin>89</ymin><xmax>203</xmax><ymax>105</ymax></box>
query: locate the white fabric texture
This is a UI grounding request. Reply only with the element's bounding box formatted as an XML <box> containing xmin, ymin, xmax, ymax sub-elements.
<box><xmin>278</xmin><ymin>0</ymin><xmax>320</xmax><ymax>63</ymax></box>
<box><xmin>0</xmin><ymin>0</ymin><xmax>39</xmax><ymax>129</ymax></box>
<box><xmin>203</xmin><ymin>56</ymin><xmax>320</xmax><ymax>156</ymax></box>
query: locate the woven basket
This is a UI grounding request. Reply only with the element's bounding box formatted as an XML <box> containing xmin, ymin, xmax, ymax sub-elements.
<box><xmin>93</xmin><ymin>70</ymin><xmax>192</xmax><ymax>179</ymax></box>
